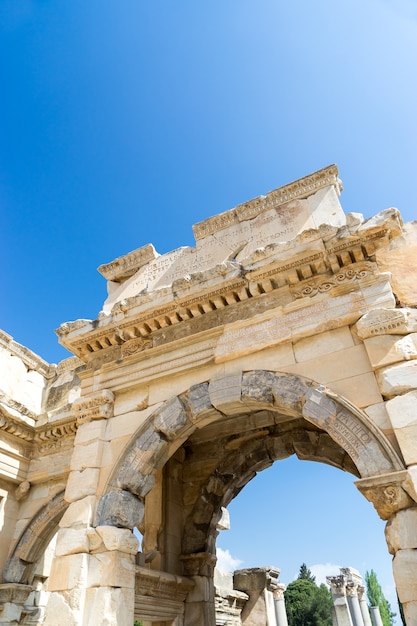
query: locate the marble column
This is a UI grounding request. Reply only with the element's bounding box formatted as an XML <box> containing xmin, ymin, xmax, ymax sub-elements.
<box><xmin>273</xmin><ymin>584</ymin><xmax>288</xmax><ymax>626</ymax></box>
<box><xmin>327</xmin><ymin>575</ymin><xmax>354</xmax><ymax>626</ymax></box>
<box><xmin>357</xmin><ymin>585</ymin><xmax>372</xmax><ymax>626</ymax></box>
<box><xmin>346</xmin><ymin>582</ymin><xmax>365</xmax><ymax>626</ymax></box>
<box><xmin>369</xmin><ymin>606</ymin><xmax>384</xmax><ymax>626</ymax></box>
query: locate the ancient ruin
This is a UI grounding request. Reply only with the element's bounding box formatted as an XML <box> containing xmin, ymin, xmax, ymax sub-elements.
<box><xmin>1</xmin><ymin>165</ymin><xmax>417</xmax><ymax>625</ymax></box>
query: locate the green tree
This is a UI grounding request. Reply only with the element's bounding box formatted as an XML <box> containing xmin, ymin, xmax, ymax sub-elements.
<box><xmin>365</xmin><ymin>570</ymin><xmax>396</xmax><ymax>626</ymax></box>
<box><xmin>285</xmin><ymin>567</ymin><xmax>332</xmax><ymax>626</ymax></box>
<box><xmin>298</xmin><ymin>563</ymin><xmax>316</xmax><ymax>582</ymax></box>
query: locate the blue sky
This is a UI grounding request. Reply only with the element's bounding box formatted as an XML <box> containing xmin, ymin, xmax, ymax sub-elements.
<box><xmin>1</xmin><ymin>1</ymin><xmax>416</xmax><ymax>619</ymax></box>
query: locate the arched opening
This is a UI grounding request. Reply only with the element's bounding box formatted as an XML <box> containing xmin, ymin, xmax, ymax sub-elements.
<box><xmin>215</xmin><ymin>457</ymin><xmax>397</xmax><ymax>616</ymax></box>
<box><xmin>96</xmin><ymin>370</ymin><xmax>409</xmax><ymax>625</ymax></box>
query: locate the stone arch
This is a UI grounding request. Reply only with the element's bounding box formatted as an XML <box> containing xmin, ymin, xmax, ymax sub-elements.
<box><xmin>3</xmin><ymin>491</ymin><xmax>68</xmax><ymax>585</ymax></box>
<box><xmin>95</xmin><ymin>370</ymin><xmax>404</xmax><ymax>532</ymax></box>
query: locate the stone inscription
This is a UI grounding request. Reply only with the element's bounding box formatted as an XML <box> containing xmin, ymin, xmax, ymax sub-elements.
<box><xmin>324</xmin><ymin>410</ymin><xmax>372</xmax><ymax>462</ymax></box>
<box><xmin>215</xmin><ymin>292</ymin><xmax>366</xmax><ymax>361</ymax></box>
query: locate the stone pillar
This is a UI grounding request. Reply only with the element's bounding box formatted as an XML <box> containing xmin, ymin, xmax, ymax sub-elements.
<box><xmin>327</xmin><ymin>576</ymin><xmax>354</xmax><ymax>626</ymax></box>
<box><xmin>234</xmin><ymin>566</ymin><xmax>280</xmax><ymax>626</ymax></box>
<box><xmin>0</xmin><ymin>583</ymin><xmax>32</xmax><ymax>625</ymax></box>
<box><xmin>356</xmin><ymin>469</ymin><xmax>417</xmax><ymax>626</ymax></box>
<box><xmin>346</xmin><ymin>582</ymin><xmax>365</xmax><ymax>626</ymax></box>
<box><xmin>369</xmin><ymin>606</ymin><xmax>384</xmax><ymax>626</ymax></box>
<box><xmin>357</xmin><ymin>585</ymin><xmax>372</xmax><ymax>626</ymax></box>
<box><xmin>181</xmin><ymin>552</ymin><xmax>217</xmax><ymax>626</ymax></box>
<box><xmin>273</xmin><ymin>584</ymin><xmax>288</xmax><ymax>626</ymax></box>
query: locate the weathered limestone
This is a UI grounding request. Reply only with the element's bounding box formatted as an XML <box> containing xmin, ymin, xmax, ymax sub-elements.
<box><xmin>327</xmin><ymin>576</ymin><xmax>354</xmax><ymax>626</ymax></box>
<box><xmin>234</xmin><ymin>567</ymin><xmax>281</xmax><ymax>626</ymax></box>
<box><xmin>2</xmin><ymin>166</ymin><xmax>417</xmax><ymax>624</ymax></box>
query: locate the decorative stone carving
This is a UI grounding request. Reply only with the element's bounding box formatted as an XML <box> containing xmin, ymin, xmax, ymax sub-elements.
<box><xmin>72</xmin><ymin>389</ymin><xmax>114</xmax><ymax>424</ymax></box>
<box><xmin>355</xmin><ymin>470</ymin><xmax>415</xmax><ymax>520</ymax></box>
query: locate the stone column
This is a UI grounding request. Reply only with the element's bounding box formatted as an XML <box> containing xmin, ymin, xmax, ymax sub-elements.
<box><xmin>273</xmin><ymin>584</ymin><xmax>288</xmax><ymax>626</ymax></box>
<box><xmin>369</xmin><ymin>606</ymin><xmax>384</xmax><ymax>626</ymax></box>
<box><xmin>327</xmin><ymin>575</ymin><xmax>354</xmax><ymax>626</ymax></box>
<box><xmin>0</xmin><ymin>583</ymin><xmax>32</xmax><ymax>625</ymax></box>
<box><xmin>181</xmin><ymin>552</ymin><xmax>217</xmax><ymax>626</ymax></box>
<box><xmin>357</xmin><ymin>585</ymin><xmax>372</xmax><ymax>626</ymax></box>
<box><xmin>346</xmin><ymin>582</ymin><xmax>365</xmax><ymax>626</ymax></box>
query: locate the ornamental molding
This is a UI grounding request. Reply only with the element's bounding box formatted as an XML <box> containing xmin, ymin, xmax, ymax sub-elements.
<box><xmin>57</xmin><ymin>207</ymin><xmax>402</xmax><ymax>362</ymax></box>
<box><xmin>0</xmin><ymin>331</ymin><xmax>53</xmax><ymax>378</ymax></box>
<box><xmin>98</xmin><ymin>244</ymin><xmax>158</xmax><ymax>283</ymax></box>
<box><xmin>192</xmin><ymin>164</ymin><xmax>341</xmax><ymax>240</ymax></box>
<box><xmin>72</xmin><ymin>389</ymin><xmax>115</xmax><ymax>424</ymax></box>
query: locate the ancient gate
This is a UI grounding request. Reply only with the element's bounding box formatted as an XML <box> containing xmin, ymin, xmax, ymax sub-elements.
<box><xmin>1</xmin><ymin>165</ymin><xmax>417</xmax><ymax>625</ymax></box>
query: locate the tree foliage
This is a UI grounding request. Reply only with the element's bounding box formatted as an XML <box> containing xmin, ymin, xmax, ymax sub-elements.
<box><xmin>298</xmin><ymin>563</ymin><xmax>316</xmax><ymax>582</ymax></box>
<box><xmin>285</xmin><ymin>566</ymin><xmax>333</xmax><ymax>626</ymax></box>
<box><xmin>365</xmin><ymin>570</ymin><xmax>396</xmax><ymax>626</ymax></box>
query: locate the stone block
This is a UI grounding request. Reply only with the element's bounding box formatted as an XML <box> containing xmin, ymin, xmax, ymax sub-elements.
<box><xmin>95</xmin><ymin>490</ymin><xmax>144</xmax><ymax>529</ymax></box>
<box><xmin>364</xmin><ymin>333</ymin><xmax>417</xmax><ymax>370</ymax></box>
<box><xmin>87</xmin><ymin>551</ymin><xmax>136</xmax><ymax>589</ymax></box>
<box><xmin>376</xmin><ymin>361</ymin><xmax>417</xmax><ymax>398</ymax></box>
<box><xmin>209</xmin><ymin>373</ymin><xmax>244</xmax><ymax>415</ymax></box>
<box><xmin>321</xmin><ymin>372</ymin><xmax>382</xmax><ymax>408</ymax></box>
<box><xmin>364</xmin><ymin>402</ymin><xmax>392</xmax><ymax>432</ymax></box>
<box><xmin>376</xmin><ymin>221</ymin><xmax>417</xmax><ymax>306</ymax></box>
<box><xmin>55</xmin><ymin>528</ymin><xmax>90</xmax><ymax>557</ymax></box>
<box><xmin>386</xmin><ymin>391</ymin><xmax>417</xmax><ymax>429</ymax></box>
<box><xmin>95</xmin><ymin>526</ymin><xmax>139</xmax><ymax>554</ymax></box>
<box><xmin>59</xmin><ymin>496</ymin><xmax>97</xmax><ymax>529</ymax></box>
<box><xmin>385</xmin><ymin>507</ymin><xmax>417</xmax><ymax>554</ymax></box>
<box><xmin>43</xmin><ymin>590</ymin><xmax>79</xmax><ymax>626</ymax></box>
<box><xmin>83</xmin><ymin>586</ymin><xmax>134</xmax><ymax>626</ymax></box>
<box><xmin>393</xmin><ymin>425</ymin><xmax>417</xmax><ymax>466</ymax></box>
<box><xmin>403</xmin><ymin>600</ymin><xmax>417</xmax><ymax>626</ymax></box>
<box><xmin>65</xmin><ymin>469</ymin><xmax>100</xmax><ymax>503</ymax></box>
<box><xmin>69</xmin><ymin>440</ymin><xmax>104</xmax><ymax>471</ymax></box>
<box><xmin>154</xmin><ymin>396</ymin><xmax>189</xmax><ymax>441</ymax></box>
<box><xmin>48</xmin><ymin>553</ymin><xmax>88</xmax><ymax>592</ymax></box>
<box><xmin>285</xmin><ymin>345</ymin><xmax>372</xmax><ymax>385</ymax></box>
<box><xmin>74</xmin><ymin>419</ymin><xmax>107</xmax><ymax>445</ymax></box>
<box><xmin>403</xmin><ymin>465</ymin><xmax>417</xmax><ymax>501</ymax></box>
<box><xmin>393</xmin><ymin>549</ymin><xmax>417</xmax><ymax>603</ymax></box>
<box><xmin>294</xmin><ymin>327</ymin><xmax>354</xmax><ymax>363</ymax></box>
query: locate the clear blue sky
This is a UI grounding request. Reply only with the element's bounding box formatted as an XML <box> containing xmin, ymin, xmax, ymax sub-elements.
<box><xmin>1</xmin><ymin>1</ymin><xmax>416</xmax><ymax>619</ymax></box>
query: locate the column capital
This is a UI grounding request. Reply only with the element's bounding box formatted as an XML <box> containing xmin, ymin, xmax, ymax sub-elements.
<box><xmin>327</xmin><ymin>575</ymin><xmax>347</xmax><ymax>596</ymax></box>
<box><xmin>346</xmin><ymin>582</ymin><xmax>359</xmax><ymax>597</ymax></box>
<box><xmin>355</xmin><ymin>470</ymin><xmax>414</xmax><ymax>520</ymax></box>
<box><xmin>273</xmin><ymin>583</ymin><xmax>286</xmax><ymax>600</ymax></box>
<box><xmin>180</xmin><ymin>552</ymin><xmax>217</xmax><ymax>577</ymax></box>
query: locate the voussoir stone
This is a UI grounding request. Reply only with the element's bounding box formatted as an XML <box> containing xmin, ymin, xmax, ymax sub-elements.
<box><xmin>154</xmin><ymin>396</ymin><xmax>188</xmax><ymax>440</ymax></box>
<box><xmin>95</xmin><ymin>490</ymin><xmax>144</xmax><ymax>529</ymax></box>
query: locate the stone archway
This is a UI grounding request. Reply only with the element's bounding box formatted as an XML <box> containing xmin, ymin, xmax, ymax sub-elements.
<box><xmin>95</xmin><ymin>370</ymin><xmax>411</xmax><ymax>625</ymax></box>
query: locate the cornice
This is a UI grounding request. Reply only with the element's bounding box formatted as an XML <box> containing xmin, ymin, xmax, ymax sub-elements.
<box><xmin>0</xmin><ymin>404</ymin><xmax>78</xmax><ymax>454</ymax></box>
<box><xmin>56</xmin><ymin>212</ymin><xmax>401</xmax><ymax>362</ymax></box>
<box><xmin>0</xmin><ymin>331</ymin><xmax>54</xmax><ymax>378</ymax></box>
<box><xmin>192</xmin><ymin>164</ymin><xmax>342</xmax><ymax>240</ymax></box>
<box><xmin>98</xmin><ymin>244</ymin><xmax>158</xmax><ymax>283</ymax></box>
